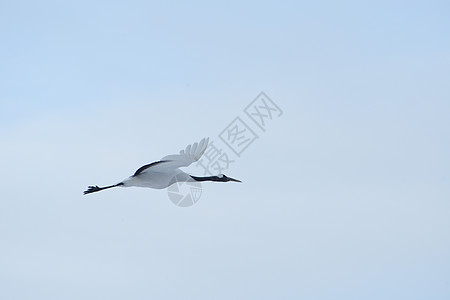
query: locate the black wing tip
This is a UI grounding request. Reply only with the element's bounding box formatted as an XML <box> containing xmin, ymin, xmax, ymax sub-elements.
<box><xmin>132</xmin><ymin>160</ymin><xmax>172</xmax><ymax>177</ymax></box>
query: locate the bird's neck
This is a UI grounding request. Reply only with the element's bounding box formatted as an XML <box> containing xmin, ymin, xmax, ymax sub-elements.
<box><xmin>190</xmin><ymin>175</ymin><xmax>226</xmax><ymax>182</ymax></box>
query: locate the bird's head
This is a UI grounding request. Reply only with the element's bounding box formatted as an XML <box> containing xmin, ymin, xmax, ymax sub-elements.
<box><xmin>218</xmin><ymin>174</ymin><xmax>242</xmax><ymax>183</ymax></box>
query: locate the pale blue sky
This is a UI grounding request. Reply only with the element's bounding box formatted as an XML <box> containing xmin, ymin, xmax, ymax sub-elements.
<box><xmin>1</xmin><ymin>1</ymin><xmax>449</xmax><ymax>299</ymax></box>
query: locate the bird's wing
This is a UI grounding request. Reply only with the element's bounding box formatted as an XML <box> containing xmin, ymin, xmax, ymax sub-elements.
<box><xmin>160</xmin><ymin>137</ymin><xmax>209</xmax><ymax>168</ymax></box>
<box><xmin>133</xmin><ymin>138</ymin><xmax>209</xmax><ymax>176</ymax></box>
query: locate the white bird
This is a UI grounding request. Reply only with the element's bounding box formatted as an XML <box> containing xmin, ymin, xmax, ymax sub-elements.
<box><xmin>84</xmin><ymin>138</ymin><xmax>241</xmax><ymax>195</ymax></box>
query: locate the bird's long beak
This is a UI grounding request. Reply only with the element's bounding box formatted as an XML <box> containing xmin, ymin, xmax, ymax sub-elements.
<box><xmin>228</xmin><ymin>177</ymin><xmax>242</xmax><ymax>183</ymax></box>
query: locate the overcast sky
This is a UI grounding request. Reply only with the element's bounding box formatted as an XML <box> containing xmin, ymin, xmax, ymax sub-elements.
<box><xmin>1</xmin><ymin>1</ymin><xmax>449</xmax><ymax>299</ymax></box>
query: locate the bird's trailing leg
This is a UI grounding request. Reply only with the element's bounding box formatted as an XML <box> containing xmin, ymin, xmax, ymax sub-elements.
<box><xmin>83</xmin><ymin>183</ymin><xmax>124</xmax><ymax>195</ymax></box>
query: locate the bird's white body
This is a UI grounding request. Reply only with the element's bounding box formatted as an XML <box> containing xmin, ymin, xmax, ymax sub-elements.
<box><xmin>121</xmin><ymin>137</ymin><xmax>209</xmax><ymax>189</ymax></box>
<box><xmin>121</xmin><ymin>169</ymin><xmax>192</xmax><ymax>189</ymax></box>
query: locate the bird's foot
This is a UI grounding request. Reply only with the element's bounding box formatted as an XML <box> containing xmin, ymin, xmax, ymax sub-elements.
<box><xmin>84</xmin><ymin>185</ymin><xmax>101</xmax><ymax>195</ymax></box>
